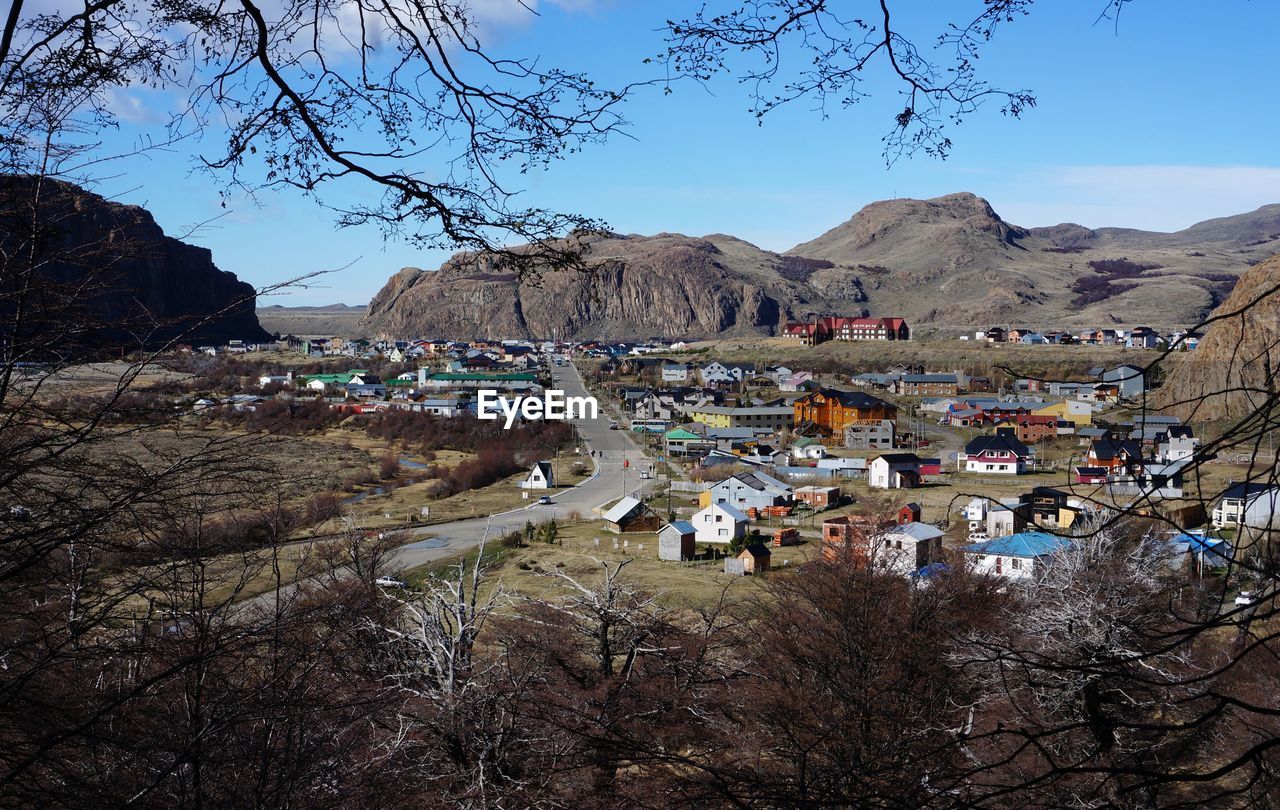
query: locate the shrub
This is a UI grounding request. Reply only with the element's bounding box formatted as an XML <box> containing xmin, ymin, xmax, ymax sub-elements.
<box><xmin>379</xmin><ymin>452</ymin><xmax>400</xmax><ymax>480</ymax></box>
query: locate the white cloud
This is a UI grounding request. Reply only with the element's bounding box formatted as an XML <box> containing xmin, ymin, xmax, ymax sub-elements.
<box><xmin>994</xmin><ymin>165</ymin><xmax>1280</xmax><ymax>231</ymax></box>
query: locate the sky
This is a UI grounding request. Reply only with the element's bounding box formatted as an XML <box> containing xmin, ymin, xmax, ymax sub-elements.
<box><xmin>80</xmin><ymin>0</ymin><xmax>1280</xmax><ymax>306</ymax></box>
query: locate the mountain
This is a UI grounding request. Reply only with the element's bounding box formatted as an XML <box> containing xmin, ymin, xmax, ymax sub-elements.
<box><xmin>1158</xmin><ymin>254</ymin><xmax>1280</xmax><ymax>421</ymax></box>
<box><xmin>360</xmin><ymin>194</ymin><xmax>1280</xmax><ymax>340</ymax></box>
<box><xmin>361</xmin><ymin>232</ymin><xmax>862</xmax><ymax>341</ymax></box>
<box><xmin>0</xmin><ymin>176</ymin><xmax>269</xmax><ymax>348</ymax></box>
<box><xmin>257</xmin><ymin>303</ymin><xmax>368</xmax><ymax>337</ymax></box>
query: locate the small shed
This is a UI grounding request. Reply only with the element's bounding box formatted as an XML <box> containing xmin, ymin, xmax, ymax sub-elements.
<box><xmin>738</xmin><ymin>542</ymin><xmax>773</xmax><ymax>574</ymax></box>
<box><xmin>601</xmin><ymin>496</ymin><xmax>661</xmax><ymax>534</ymax></box>
<box><xmin>658</xmin><ymin>521</ymin><xmax>697</xmax><ymax>561</ymax></box>
<box><xmin>897</xmin><ymin>502</ymin><xmax>923</xmax><ymax>525</ymax></box>
<box><xmin>520</xmin><ymin>460</ymin><xmax>555</xmax><ymax>490</ymax></box>
<box><xmin>795</xmin><ymin>485</ymin><xmax>841</xmax><ymax>510</ymax></box>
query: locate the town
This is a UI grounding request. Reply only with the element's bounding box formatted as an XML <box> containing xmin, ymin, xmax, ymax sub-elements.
<box><xmin>165</xmin><ymin>314</ymin><xmax>1263</xmax><ymax>599</ymax></box>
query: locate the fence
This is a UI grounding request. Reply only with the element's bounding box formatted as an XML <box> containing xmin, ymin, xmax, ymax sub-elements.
<box><xmin>669</xmin><ymin>481</ymin><xmax>708</xmax><ymax>493</ymax></box>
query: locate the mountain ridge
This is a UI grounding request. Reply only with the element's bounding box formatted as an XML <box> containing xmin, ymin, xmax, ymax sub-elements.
<box><xmin>358</xmin><ymin>193</ymin><xmax>1280</xmax><ymax>340</ymax></box>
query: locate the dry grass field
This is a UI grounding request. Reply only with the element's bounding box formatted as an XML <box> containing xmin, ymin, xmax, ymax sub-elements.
<box><xmin>404</xmin><ymin>519</ymin><xmax>816</xmax><ymax>609</ymax></box>
<box><xmin>676</xmin><ymin>336</ymin><xmax>1164</xmax><ymax>382</ymax></box>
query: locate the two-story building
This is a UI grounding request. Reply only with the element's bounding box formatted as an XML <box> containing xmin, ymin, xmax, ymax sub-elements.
<box><xmin>963</xmin><ymin>431</ymin><xmax>1034</xmax><ymax>475</ymax></box>
<box><xmin>793</xmin><ymin>388</ymin><xmax>897</xmax><ymax>441</ymax></box>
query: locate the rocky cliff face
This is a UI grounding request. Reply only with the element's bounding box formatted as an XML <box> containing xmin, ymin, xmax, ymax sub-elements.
<box><xmin>361</xmin><ymin>192</ymin><xmax>1280</xmax><ymax>339</ymax></box>
<box><xmin>1159</xmin><ymin>254</ymin><xmax>1280</xmax><ymax>421</ymax></box>
<box><xmin>0</xmin><ymin>176</ymin><xmax>270</xmax><ymax>350</ymax></box>
<box><xmin>361</xmin><ymin>232</ymin><xmax>859</xmax><ymax>340</ymax></box>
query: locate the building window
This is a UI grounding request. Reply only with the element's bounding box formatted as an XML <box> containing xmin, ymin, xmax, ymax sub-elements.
<box><xmin>1011</xmin><ymin>558</ymin><xmax>1022</xmax><ymax>570</ymax></box>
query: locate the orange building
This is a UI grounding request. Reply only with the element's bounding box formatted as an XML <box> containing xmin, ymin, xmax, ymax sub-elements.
<box><xmin>794</xmin><ymin>389</ymin><xmax>897</xmax><ymax>435</ymax></box>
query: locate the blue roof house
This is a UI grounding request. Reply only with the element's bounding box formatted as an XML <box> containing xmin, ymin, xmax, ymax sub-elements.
<box><xmin>963</xmin><ymin>531</ymin><xmax>1073</xmax><ymax>581</ymax></box>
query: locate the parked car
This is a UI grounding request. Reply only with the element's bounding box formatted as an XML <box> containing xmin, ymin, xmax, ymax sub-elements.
<box><xmin>639</xmin><ymin>471</ymin><xmax>652</xmax><ymax>479</ymax></box>
<box><xmin>375</xmin><ymin>576</ymin><xmax>408</xmax><ymax>589</ymax></box>
<box><xmin>1235</xmin><ymin>591</ymin><xmax>1257</xmax><ymax>607</ymax></box>
<box><xmin>538</xmin><ymin>495</ymin><xmax>553</xmax><ymax>505</ymax></box>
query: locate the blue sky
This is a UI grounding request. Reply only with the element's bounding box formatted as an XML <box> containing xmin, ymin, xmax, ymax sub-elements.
<box><xmin>85</xmin><ymin>0</ymin><xmax>1280</xmax><ymax>305</ymax></box>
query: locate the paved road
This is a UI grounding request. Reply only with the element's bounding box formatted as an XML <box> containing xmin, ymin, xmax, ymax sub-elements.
<box><xmin>242</xmin><ymin>361</ymin><xmax>655</xmax><ymax>609</ymax></box>
<box><xmin>386</xmin><ymin>361</ymin><xmax>655</xmax><ymax>570</ymax></box>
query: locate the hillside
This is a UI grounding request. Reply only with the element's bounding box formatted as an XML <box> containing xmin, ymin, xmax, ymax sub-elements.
<box><xmin>788</xmin><ymin>192</ymin><xmax>1280</xmax><ymax>329</ymax></box>
<box><xmin>360</xmin><ymin>193</ymin><xmax>1280</xmax><ymax>340</ymax></box>
<box><xmin>257</xmin><ymin>304</ymin><xmax>367</xmax><ymax>337</ymax></box>
<box><xmin>0</xmin><ymin>176</ymin><xmax>270</xmax><ymax>348</ymax></box>
<box><xmin>1159</xmin><ymin>254</ymin><xmax>1280</xmax><ymax>421</ymax></box>
<box><xmin>360</xmin><ymin>232</ymin><xmax>861</xmax><ymax>341</ymax></box>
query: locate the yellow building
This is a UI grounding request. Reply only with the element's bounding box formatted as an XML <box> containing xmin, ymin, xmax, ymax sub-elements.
<box><xmin>686</xmin><ymin>405</ymin><xmax>793</xmax><ymax>431</ymax></box>
<box><xmin>1034</xmin><ymin>400</ymin><xmax>1093</xmax><ymax>426</ymax></box>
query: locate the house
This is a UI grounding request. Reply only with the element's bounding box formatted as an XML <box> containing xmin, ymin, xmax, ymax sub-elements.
<box><xmin>686</xmin><ymin>405</ymin><xmax>794</xmax><ymax>431</ymax></box>
<box><xmin>692</xmin><ymin>502</ymin><xmax>749</xmax><ymax>545</ymax></box>
<box><xmin>778</xmin><ymin>371</ymin><xmax>815</xmax><ymax>392</ymax></box>
<box><xmin>1085</xmin><ymin>438</ymin><xmax>1143</xmax><ymax>476</ymax></box>
<box><xmin>1003</xmin><ymin>413</ymin><xmax>1058</xmax><ymax>444</ymax></box>
<box><xmin>519</xmin><ymin>461</ymin><xmax>555</xmax><ymax>490</ymax></box>
<box><xmin>1156</xmin><ymin>429</ymin><xmax>1199</xmax><ymax>463</ymax></box>
<box><xmin>821</xmin><ymin>514</ymin><xmax>873</xmax><ymax>562</ymax></box>
<box><xmin>1019</xmin><ymin>487</ymin><xmax>1084</xmax><ymax>529</ymax></box>
<box><xmin>843</xmin><ymin>419</ymin><xmax>897</xmax><ymax>449</ymax></box>
<box><xmin>661</xmin><ymin>364</ymin><xmax>690</xmax><ymax>383</ymax></box>
<box><xmin>897</xmin><ymin>502</ymin><xmax>922</xmax><ymax>524</ymax></box>
<box><xmin>964</xmin><ymin>531</ymin><xmax>1073</xmax><ymax>580</ymax></box>
<box><xmin>794</xmin><ymin>485</ymin><xmax>840</xmax><ymax>509</ymax></box>
<box><xmin>258</xmin><ymin>372</ymin><xmax>293</xmax><ymax>387</ymax></box>
<box><xmin>784</xmin><ymin>315</ymin><xmax>911</xmax><ymax>345</ymax></box>
<box><xmin>987</xmin><ymin>499</ymin><xmax>1029</xmax><ymax>538</ymax></box>
<box><xmin>601</xmin><ymin>496</ymin><xmax>661</xmax><ymax>534</ymax></box>
<box><xmin>699</xmin><ymin>361</ymin><xmax>754</xmax><ymax>386</ymax></box>
<box><xmin>1074</xmin><ymin>466</ymin><xmax>1110</xmax><ymax>485</ymax></box>
<box><xmin>1166</xmin><ymin>531</ymin><xmax>1232</xmax><ymax>571</ymax></box>
<box><xmin>1034</xmin><ymin>399</ymin><xmax>1093</xmax><ymax>427</ymax></box>
<box><xmin>868</xmin><ymin>453</ymin><xmax>922</xmax><ymax>489</ymax></box>
<box><xmin>895</xmin><ymin>374</ymin><xmax>960</xmax><ymax>397</ymax></box>
<box><xmin>790</xmin><ymin>437</ymin><xmax>828</xmax><ymax>460</ymax></box>
<box><xmin>963</xmin><ymin>432</ymin><xmax>1033</xmax><ymax>475</ymax></box>
<box><xmin>877</xmin><ymin>522</ymin><xmax>946</xmax><ymax>576</ymax></box>
<box><xmin>703</xmin><ymin>472</ymin><xmax>793</xmax><ymax>512</ymax></box>
<box><xmin>731</xmin><ymin>543</ymin><xmax>772</xmax><ymax>575</ymax></box>
<box><xmin>1100</xmin><ymin>364</ymin><xmax>1147</xmax><ymax>399</ymax></box>
<box><xmin>658</xmin><ymin>521</ymin><xmax>697</xmax><ymax>561</ymax></box>
<box><xmin>1212</xmin><ymin>482</ymin><xmax>1280</xmax><ymax>528</ymax></box>
<box><xmin>663</xmin><ymin>428</ymin><xmax>712</xmax><ymax>457</ymax></box>
<box><xmin>793</xmin><ymin>388</ymin><xmax>897</xmax><ymax>439</ymax></box>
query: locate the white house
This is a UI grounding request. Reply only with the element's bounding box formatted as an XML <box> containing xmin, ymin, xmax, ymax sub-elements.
<box><xmin>661</xmin><ymin>364</ymin><xmax>691</xmax><ymax>383</ymax></box>
<box><xmin>691</xmin><ymin>502</ymin><xmax>749</xmax><ymax>545</ymax></box>
<box><xmin>875</xmin><ymin>522</ymin><xmax>946</xmax><ymax>576</ymax></box>
<box><xmin>1156</xmin><ymin>433</ymin><xmax>1199</xmax><ymax>463</ymax></box>
<box><xmin>519</xmin><ymin>461</ymin><xmax>555</xmax><ymax>490</ymax></box>
<box><xmin>258</xmin><ymin>372</ymin><xmax>292</xmax><ymax>387</ymax></box>
<box><xmin>790</xmin><ymin>437</ymin><xmax>828</xmax><ymax>461</ymax></box>
<box><xmin>963</xmin><ymin>433</ymin><xmax>1033</xmax><ymax>475</ymax></box>
<box><xmin>868</xmin><ymin>453</ymin><xmax>922</xmax><ymax>489</ymax></box>
<box><xmin>706</xmin><ymin>472</ymin><xmax>792</xmax><ymax>512</ymax></box>
<box><xmin>1211</xmin><ymin>482</ymin><xmax>1280</xmax><ymax>528</ymax></box>
<box><xmin>963</xmin><ymin>531</ymin><xmax>1072</xmax><ymax>581</ymax></box>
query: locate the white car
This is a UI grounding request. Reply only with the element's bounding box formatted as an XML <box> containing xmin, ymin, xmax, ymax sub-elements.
<box><xmin>375</xmin><ymin>576</ymin><xmax>408</xmax><ymax>589</ymax></box>
<box><xmin>538</xmin><ymin>495</ymin><xmax>553</xmax><ymax>505</ymax></box>
<box><xmin>639</xmin><ymin>471</ymin><xmax>652</xmax><ymax>479</ymax></box>
<box><xmin>1235</xmin><ymin>591</ymin><xmax>1257</xmax><ymax>607</ymax></box>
